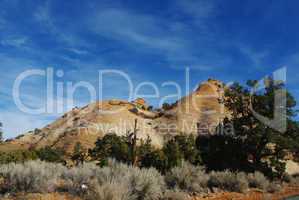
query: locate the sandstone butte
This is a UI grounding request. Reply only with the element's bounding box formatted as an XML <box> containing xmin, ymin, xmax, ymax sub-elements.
<box><xmin>0</xmin><ymin>79</ymin><xmax>298</xmax><ymax>175</ymax></box>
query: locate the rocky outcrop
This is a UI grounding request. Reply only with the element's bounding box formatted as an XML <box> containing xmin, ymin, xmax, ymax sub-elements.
<box><xmin>0</xmin><ymin>79</ymin><xmax>230</xmax><ymax>153</ymax></box>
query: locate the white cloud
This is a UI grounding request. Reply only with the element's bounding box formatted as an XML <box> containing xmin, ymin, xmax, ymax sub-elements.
<box><xmin>66</xmin><ymin>48</ymin><xmax>89</xmax><ymax>55</ymax></box>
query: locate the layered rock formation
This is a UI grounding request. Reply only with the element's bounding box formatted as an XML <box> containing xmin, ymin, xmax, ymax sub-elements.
<box><xmin>0</xmin><ymin>79</ymin><xmax>229</xmax><ymax>153</ymax></box>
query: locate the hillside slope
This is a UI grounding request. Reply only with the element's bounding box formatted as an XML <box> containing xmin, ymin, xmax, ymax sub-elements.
<box><xmin>0</xmin><ymin>79</ymin><xmax>228</xmax><ymax>153</ymax></box>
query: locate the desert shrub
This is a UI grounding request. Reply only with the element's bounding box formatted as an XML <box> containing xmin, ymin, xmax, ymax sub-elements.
<box><xmin>61</xmin><ymin>161</ymin><xmax>165</xmax><ymax>200</ymax></box>
<box><xmin>235</xmin><ymin>172</ymin><xmax>250</xmax><ymax>192</ymax></box>
<box><xmin>0</xmin><ymin>150</ymin><xmax>38</xmax><ymax>164</ymax></box>
<box><xmin>95</xmin><ymin>161</ymin><xmax>133</xmax><ymax>185</ymax></box>
<box><xmin>282</xmin><ymin>173</ymin><xmax>292</xmax><ymax>183</ymax></box>
<box><xmin>97</xmin><ymin>162</ymin><xmax>165</xmax><ymax>200</ymax></box>
<box><xmin>290</xmin><ymin>176</ymin><xmax>299</xmax><ymax>185</ymax></box>
<box><xmin>60</xmin><ymin>162</ymin><xmax>100</xmax><ymax>195</ymax></box>
<box><xmin>163</xmin><ymin>190</ymin><xmax>189</xmax><ymax>200</ymax></box>
<box><xmin>247</xmin><ymin>171</ymin><xmax>269</xmax><ymax>190</ymax></box>
<box><xmin>130</xmin><ymin>167</ymin><xmax>165</xmax><ymax>200</ymax></box>
<box><xmin>0</xmin><ymin>160</ymin><xmax>66</xmax><ymax>193</ymax></box>
<box><xmin>36</xmin><ymin>146</ymin><xmax>65</xmax><ymax>163</ymax></box>
<box><xmin>85</xmin><ymin>180</ymin><xmax>133</xmax><ymax>200</ymax></box>
<box><xmin>165</xmin><ymin>162</ymin><xmax>208</xmax><ymax>194</ymax></box>
<box><xmin>208</xmin><ymin>171</ymin><xmax>248</xmax><ymax>193</ymax></box>
<box><xmin>98</xmin><ymin>162</ymin><xmax>165</xmax><ymax>200</ymax></box>
<box><xmin>267</xmin><ymin>182</ymin><xmax>281</xmax><ymax>193</ymax></box>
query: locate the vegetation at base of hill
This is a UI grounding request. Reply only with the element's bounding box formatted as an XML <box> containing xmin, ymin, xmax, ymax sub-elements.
<box><xmin>89</xmin><ymin>133</ymin><xmax>201</xmax><ymax>173</ymax></box>
<box><xmin>0</xmin><ymin>150</ymin><xmax>38</xmax><ymax>164</ymax></box>
<box><xmin>36</xmin><ymin>146</ymin><xmax>65</xmax><ymax>163</ymax></box>
<box><xmin>0</xmin><ymin>160</ymin><xmax>292</xmax><ymax>199</ymax></box>
<box><xmin>0</xmin><ymin>147</ymin><xmax>65</xmax><ymax>164</ymax></box>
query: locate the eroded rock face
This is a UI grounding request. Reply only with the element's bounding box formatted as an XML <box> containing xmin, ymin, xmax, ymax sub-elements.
<box><xmin>178</xmin><ymin>79</ymin><xmax>227</xmax><ymax>134</ymax></box>
<box><xmin>0</xmin><ymin>79</ymin><xmax>230</xmax><ymax>153</ymax></box>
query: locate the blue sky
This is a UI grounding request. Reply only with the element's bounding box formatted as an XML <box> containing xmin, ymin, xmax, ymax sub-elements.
<box><xmin>0</xmin><ymin>0</ymin><xmax>299</xmax><ymax>138</ymax></box>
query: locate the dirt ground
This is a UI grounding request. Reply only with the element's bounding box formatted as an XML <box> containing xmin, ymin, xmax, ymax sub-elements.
<box><xmin>2</xmin><ymin>186</ymin><xmax>299</xmax><ymax>200</ymax></box>
<box><xmin>192</xmin><ymin>186</ymin><xmax>299</xmax><ymax>200</ymax></box>
<box><xmin>1</xmin><ymin>193</ymin><xmax>81</xmax><ymax>200</ymax></box>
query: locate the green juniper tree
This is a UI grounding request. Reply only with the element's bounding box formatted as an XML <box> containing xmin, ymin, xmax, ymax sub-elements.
<box><xmin>89</xmin><ymin>133</ymin><xmax>130</xmax><ymax>166</ymax></box>
<box><xmin>217</xmin><ymin>78</ymin><xmax>299</xmax><ymax>178</ymax></box>
<box><xmin>163</xmin><ymin>138</ymin><xmax>183</xmax><ymax>171</ymax></box>
<box><xmin>36</xmin><ymin>146</ymin><xmax>65</xmax><ymax>163</ymax></box>
<box><xmin>174</xmin><ymin>134</ymin><xmax>202</xmax><ymax>165</ymax></box>
<box><xmin>138</xmin><ymin>136</ymin><xmax>166</xmax><ymax>171</ymax></box>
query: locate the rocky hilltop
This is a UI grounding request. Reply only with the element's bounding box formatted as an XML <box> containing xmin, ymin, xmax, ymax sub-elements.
<box><xmin>0</xmin><ymin>79</ymin><xmax>229</xmax><ymax>153</ymax></box>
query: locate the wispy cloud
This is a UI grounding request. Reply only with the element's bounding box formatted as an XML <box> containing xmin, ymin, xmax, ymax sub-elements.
<box><xmin>239</xmin><ymin>46</ymin><xmax>268</xmax><ymax>69</ymax></box>
<box><xmin>90</xmin><ymin>9</ymin><xmax>185</xmax><ymax>52</ymax></box>
<box><xmin>1</xmin><ymin>36</ymin><xmax>28</xmax><ymax>48</ymax></box>
<box><xmin>66</xmin><ymin>48</ymin><xmax>89</xmax><ymax>55</ymax></box>
<box><xmin>175</xmin><ymin>0</ymin><xmax>215</xmax><ymax>26</ymax></box>
<box><xmin>89</xmin><ymin>4</ymin><xmax>224</xmax><ymax>71</ymax></box>
<box><xmin>33</xmin><ymin>1</ymin><xmax>90</xmax><ymax>48</ymax></box>
<box><xmin>34</xmin><ymin>1</ymin><xmax>55</xmax><ymax>31</ymax></box>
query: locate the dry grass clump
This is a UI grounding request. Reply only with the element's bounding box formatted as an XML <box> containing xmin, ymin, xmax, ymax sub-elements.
<box><xmin>165</xmin><ymin>162</ymin><xmax>209</xmax><ymax>194</ymax></box>
<box><xmin>129</xmin><ymin>167</ymin><xmax>165</xmax><ymax>200</ymax></box>
<box><xmin>85</xmin><ymin>180</ymin><xmax>133</xmax><ymax>200</ymax></box>
<box><xmin>60</xmin><ymin>162</ymin><xmax>100</xmax><ymax>195</ymax></box>
<box><xmin>61</xmin><ymin>161</ymin><xmax>165</xmax><ymax>200</ymax></box>
<box><xmin>247</xmin><ymin>171</ymin><xmax>270</xmax><ymax>190</ymax></box>
<box><xmin>0</xmin><ymin>160</ymin><xmax>66</xmax><ymax>193</ymax></box>
<box><xmin>267</xmin><ymin>182</ymin><xmax>281</xmax><ymax>193</ymax></box>
<box><xmin>0</xmin><ymin>160</ymin><xmax>288</xmax><ymax>199</ymax></box>
<box><xmin>290</xmin><ymin>175</ymin><xmax>299</xmax><ymax>186</ymax></box>
<box><xmin>207</xmin><ymin>171</ymin><xmax>249</xmax><ymax>193</ymax></box>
